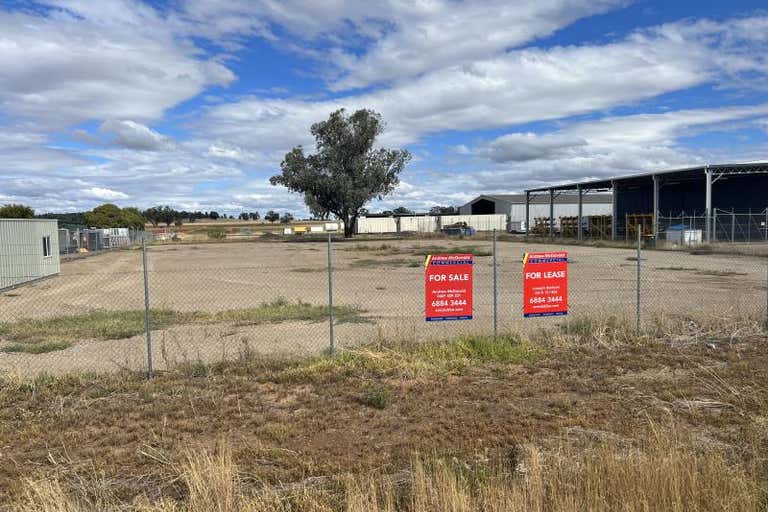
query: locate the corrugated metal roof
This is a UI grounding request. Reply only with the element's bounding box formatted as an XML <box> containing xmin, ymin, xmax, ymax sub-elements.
<box><xmin>465</xmin><ymin>193</ymin><xmax>612</xmax><ymax>206</ymax></box>
<box><xmin>525</xmin><ymin>161</ymin><xmax>768</xmax><ymax>193</ymax></box>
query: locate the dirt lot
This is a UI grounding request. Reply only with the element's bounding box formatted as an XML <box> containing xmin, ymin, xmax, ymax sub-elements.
<box><xmin>0</xmin><ymin>239</ymin><xmax>766</xmax><ymax>375</ymax></box>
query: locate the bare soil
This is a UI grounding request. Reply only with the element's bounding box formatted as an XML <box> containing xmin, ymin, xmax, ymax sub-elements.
<box><xmin>0</xmin><ymin>239</ymin><xmax>765</xmax><ymax>375</ymax></box>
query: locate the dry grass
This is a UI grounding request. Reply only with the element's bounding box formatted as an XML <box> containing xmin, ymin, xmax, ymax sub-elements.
<box><xmin>341</xmin><ymin>243</ymin><xmax>492</xmax><ymax>258</ymax></box>
<box><xmin>0</xmin><ymin>299</ymin><xmax>367</xmax><ymax>346</ymax></box>
<box><xmin>11</xmin><ymin>429</ymin><xmax>763</xmax><ymax>511</ymax></box>
<box><xmin>3</xmin><ymin>317</ymin><xmax>767</xmax><ymax>511</ymax></box>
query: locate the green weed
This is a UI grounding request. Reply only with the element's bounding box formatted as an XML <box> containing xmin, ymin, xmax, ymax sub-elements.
<box><xmin>0</xmin><ymin>341</ymin><xmax>72</xmax><ymax>354</ymax></box>
<box><xmin>358</xmin><ymin>384</ymin><xmax>392</xmax><ymax>409</ymax></box>
<box><xmin>0</xmin><ymin>299</ymin><xmax>367</xmax><ymax>346</ymax></box>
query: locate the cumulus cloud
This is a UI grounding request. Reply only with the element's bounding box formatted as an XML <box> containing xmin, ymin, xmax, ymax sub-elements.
<box><xmin>100</xmin><ymin>120</ymin><xmax>174</xmax><ymax>151</ymax></box>
<box><xmin>82</xmin><ymin>187</ymin><xmax>130</xmax><ymax>200</ymax></box>
<box><xmin>175</xmin><ymin>0</ymin><xmax>626</xmax><ymax>90</ymax></box>
<box><xmin>198</xmin><ymin>16</ymin><xmax>768</xmax><ymax>155</ymax></box>
<box><xmin>0</xmin><ymin>3</ymin><xmax>234</xmax><ymax>126</ymax></box>
<box><xmin>480</xmin><ymin>133</ymin><xmax>588</xmax><ymax>162</ymax></box>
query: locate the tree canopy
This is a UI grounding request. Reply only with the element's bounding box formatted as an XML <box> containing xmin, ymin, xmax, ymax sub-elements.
<box><xmin>0</xmin><ymin>203</ymin><xmax>34</xmax><ymax>219</ymax></box>
<box><xmin>270</xmin><ymin>109</ymin><xmax>410</xmax><ymax>237</ymax></box>
<box><xmin>85</xmin><ymin>204</ymin><xmax>146</xmax><ymax>229</ymax></box>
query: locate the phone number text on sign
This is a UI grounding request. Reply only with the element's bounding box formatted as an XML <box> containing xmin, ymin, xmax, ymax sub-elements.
<box><xmin>523</xmin><ymin>251</ymin><xmax>568</xmax><ymax>318</ymax></box>
<box><xmin>425</xmin><ymin>254</ymin><xmax>473</xmax><ymax>321</ymax></box>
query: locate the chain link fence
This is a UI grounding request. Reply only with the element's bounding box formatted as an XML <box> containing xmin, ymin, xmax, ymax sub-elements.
<box><xmin>59</xmin><ymin>226</ymin><xmax>149</xmax><ymax>257</ymax></box>
<box><xmin>1</xmin><ymin>233</ymin><xmax>767</xmax><ymax>377</ymax></box>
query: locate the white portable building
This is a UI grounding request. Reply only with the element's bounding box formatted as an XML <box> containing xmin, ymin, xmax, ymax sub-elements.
<box><xmin>0</xmin><ymin>219</ymin><xmax>61</xmax><ymax>290</ymax></box>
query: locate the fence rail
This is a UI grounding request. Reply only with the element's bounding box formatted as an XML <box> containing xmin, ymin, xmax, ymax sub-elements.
<box><xmin>1</xmin><ymin>233</ymin><xmax>766</xmax><ymax>377</ymax></box>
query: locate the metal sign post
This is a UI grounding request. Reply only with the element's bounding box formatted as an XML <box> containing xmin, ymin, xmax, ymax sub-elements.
<box><xmin>142</xmin><ymin>238</ymin><xmax>153</xmax><ymax>378</ymax></box>
<box><xmin>327</xmin><ymin>233</ymin><xmax>335</xmax><ymax>355</ymax></box>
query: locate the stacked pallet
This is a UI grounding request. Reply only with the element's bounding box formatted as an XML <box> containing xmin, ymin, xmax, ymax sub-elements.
<box><xmin>625</xmin><ymin>213</ymin><xmax>654</xmax><ymax>240</ymax></box>
<box><xmin>533</xmin><ymin>217</ymin><xmax>553</xmax><ymax>235</ymax></box>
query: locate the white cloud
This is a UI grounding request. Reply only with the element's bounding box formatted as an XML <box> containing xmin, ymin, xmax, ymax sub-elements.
<box><xmin>100</xmin><ymin>120</ymin><xmax>174</xmax><ymax>151</ymax></box>
<box><xmin>0</xmin><ymin>2</ymin><xmax>234</xmax><ymax>126</ymax></box>
<box><xmin>83</xmin><ymin>187</ymin><xmax>130</xmax><ymax>200</ymax></box>
<box><xmin>199</xmin><ymin>16</ymin><xmax>768</xmax><ymax>156</ymax></box>
<box><xmin>176</xmin><ymin>1</ymin><xmax>627</xmax><ymax>90</ymax></box>
<box><xmin>480</xmin><ymin>133</ymin><xmax>588</xmax><ymax>162</ymax></box>
<box><xmin>327</xmin><ymin>0</ymin><xmax>627</xmax><ymax>90</ymax></box>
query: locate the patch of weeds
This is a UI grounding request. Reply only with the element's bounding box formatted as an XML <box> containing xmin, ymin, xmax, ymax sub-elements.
<box><xmin>275</xmin><ymin>335</ymin><xmax>543</xmax><ymax>383</ymax></box>
<box><xmin>258</xmin><ymin>422</ymin><xmax>293</xmax><ymax>441</ymax></box>
<box><xmin>213</xmin><ymin>298</ymin><xmax>369</xmax><ymax>326</ymax></box>
<box><xmin>290</xmin><ymin>267</ymin><xmax>323</xmax><ymax>273</ymax></box>
<box><xmin>556</xmin><ymin>315</ymin><xmax>643</xmax><ymax>345</ymax></box>
<box><xmin>413</xmin><ymin>335</ymin><xmax>544</xmax><ymax>368</ymax></box>
<box><xmin>656</xmin><ymin>266</ymin><xmax>698</xmax><ymax>272</ymax></box>
<box><xmin>343</xmin><ymin>243</ymin><xmax>398</xmax><ymax>253</ymax></box>
<box><xmin>0</xmin><ymin>300</ymin><xmax>368</xmax><ymax>345</ymax></box>
<box><xmin>412</xmin><ymin>245</ymin><xmax>492</xmax><ymax>257</ymax></box>
<box><xmin>358</xmin><ymin>384</ymin><xmax>392</xmax><ymax>409</ymax></box>
<box><xmin>695</xmin><ymin>269</ymin><xmax>748</xmax><ymax>277</ymax></box>
<box><xmin>0</xmin><ymin>310</ymin><xmax>181</xmax><ymax>344</ymax></box>
<box><xmin>177</xmin><ymin>360</ymin><xmax>210</xmax><ymax>378</ymax></box>
<box><xmin>0</xmin><ymin>341</ymin><xmax>72</xmax><ymax>354</ymax></box>
<box><xmin>350</xmin><ymin>258</ymin><xmax>417</xmax><ymax>268</ymax></box>
<box><xmin>207</xmin><ymin>227</ymin><xmax>227</xmax><ymax>240</ymax></box>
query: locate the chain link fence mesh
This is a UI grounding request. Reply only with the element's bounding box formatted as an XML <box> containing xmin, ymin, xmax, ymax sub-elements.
<box><xmin>1</xmin><ymin>234</ymin><xmax>767</xmax><ymax>377</ymax></box>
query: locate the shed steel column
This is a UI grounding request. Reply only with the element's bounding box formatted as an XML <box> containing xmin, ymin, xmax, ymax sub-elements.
<box><xmin>611</xmin><ymin>180</ymin><xmax>617</xmax><ymax>241</ymax></box>
<box><xmin>652</xmin><ymin>175</ymin><xmax>659</xmax><ymax>241</ymax></box>
<box><xmin>525</xmin><ymin>191</ymin><xmax>530</xmax><ymax>238</ymax></box>
<box><xmin>549</xmin><ymin>188</ymin><xmax>554</xmax><ymax>239</ymax></box>
<box><xmin>577</xmin><ymin>184</ymin><xmax>583</xmax><ymax>241</ymax></box>
<box><xmin>705</xmin><ymin>166</ymin><xmax>712</xmax><ymax>242</ymax></box>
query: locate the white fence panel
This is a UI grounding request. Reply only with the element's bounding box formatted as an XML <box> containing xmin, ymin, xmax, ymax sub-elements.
<box><xmin>399</xmin><ymin>216</ymin><xmax>438</xmax><ymax>232</ymax></box>
<box><xmin>438</xmin><ymin>214</ymin><xmax>506</xmax><ymax>232</ymax></box>
<box><xmin>356</xmin><ymin>217</ymin><xmax>398</xmax><ymax>234</ymax></box>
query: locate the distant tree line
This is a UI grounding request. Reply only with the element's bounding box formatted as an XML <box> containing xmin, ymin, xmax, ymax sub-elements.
<box><xmin>0</xmin><ymin>204</ymin><xmax>35</xmax><ymax>219</ymax></box>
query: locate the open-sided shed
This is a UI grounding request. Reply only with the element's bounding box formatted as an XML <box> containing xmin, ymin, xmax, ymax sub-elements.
<box><xmin>525</xmin><ymin>162</ymin><xmax>768</xmax><ymax>242</ymax></box>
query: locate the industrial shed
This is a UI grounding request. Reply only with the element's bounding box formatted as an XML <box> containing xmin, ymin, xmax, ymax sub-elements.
<box><xmin>525</xmin><ymin>162</ymin><xmax>768</xmax><ymax>242</ymax></box>
<box><xmin>460</xmin><ymin>194</ymin><xmax>613</xmax><ymax>232</ymax></box>
<box><xmin>0</xmin><ymin>219</ymin><xmax>60</xmax><ymax>291</ymax></box>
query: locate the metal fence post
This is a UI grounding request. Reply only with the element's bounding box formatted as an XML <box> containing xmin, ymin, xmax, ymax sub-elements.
<box><xmin>492</xmin><ymin>229</ymin><xmax>498</xmax><ymax>339</ymax></box>
<box><xmin>141</xmin><ymin>239</ymin><xmax>153</xmax><ymax>378</ymax></box>
<box><xmin>327</xmin><ymin>232</ymin><xmax>335</xmax><ymax>355</ymax></box>
<box><xmin>764</xmin><ymin>257</ymin><xmax>768</xmax><ymax>332</ymax></box>
<box><xmin>636</xmin><ymin>224</ymin><xmax>641</xmax><ymax>335</ymax></box>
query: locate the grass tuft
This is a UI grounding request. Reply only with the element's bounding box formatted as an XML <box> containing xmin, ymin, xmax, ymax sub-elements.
<box><xmin>0</xmin><ymin>299</ymin><xmax>368</xmax><ymax>347</ymax></box>
<box><xmin>1</xmin><ymin>341</ymin><xmax>72</xmax><ymax>354</ymax></box>
<box><xmin>358</xmin><ymin>384</ymin><xmax>393</xmax><ymax>409</ymax></box>
<box><xmin>11</xmin><ymin>432</ymin><xmax>762</xmax><ymax>511</ymax></box>
<box><xmin>276</xmin><ymin>334</ymin><xmax>543</xmax><ymax>383</ymax></box>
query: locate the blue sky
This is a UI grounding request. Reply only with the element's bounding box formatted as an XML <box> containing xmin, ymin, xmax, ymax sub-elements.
<box><xmin>1</xmin><ymin>0</ymin><xmax>767</xmax><ymax>216</ymax></box>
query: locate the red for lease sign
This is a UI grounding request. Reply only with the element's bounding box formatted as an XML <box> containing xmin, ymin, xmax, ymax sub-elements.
<box><xmin>523</xmin><ymin>251</ymin><xmax>568</xmax><ymax>317</ymax></box>
<box><xmin>425</xmin><ymin>254</ymin><xmax>473</xmax><ymax>321</ymax></box>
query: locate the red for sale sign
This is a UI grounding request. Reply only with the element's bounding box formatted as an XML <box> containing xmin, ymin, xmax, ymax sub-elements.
<box><xmin>425</xmin><ymin>254</ymin><xmax>473</xmax><ymax>321</ymax></box>
<box><xmin>523</xmin><ymin>251</ymin><xmax>568</xmax><ymax>317</ymax></box>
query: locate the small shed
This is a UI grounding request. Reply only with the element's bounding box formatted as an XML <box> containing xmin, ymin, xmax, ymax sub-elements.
<box><xmin>0</xmin><ymin>219</ymin><xmax>61</xmax><ymax>291</ymax></box>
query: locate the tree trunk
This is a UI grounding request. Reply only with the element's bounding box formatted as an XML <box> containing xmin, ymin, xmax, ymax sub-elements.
<box><xmin>344</xmin><ymin>214</ymin><xmax>356</xmax><ymax>238</ymax></box>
